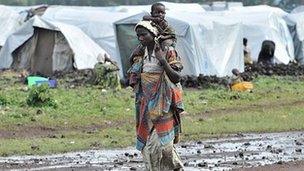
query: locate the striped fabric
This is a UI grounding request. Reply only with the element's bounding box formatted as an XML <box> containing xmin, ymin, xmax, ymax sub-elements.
<box><xmin>128</xmin><ymin>47</ymin><xmax>184</xmax><ymax>151</ymax></box>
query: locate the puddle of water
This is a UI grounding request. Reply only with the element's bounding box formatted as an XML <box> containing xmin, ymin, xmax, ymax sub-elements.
<box><xmin>0</xmin><ymin>131</ymin><xmax>303</xmax><ymax>171</ymax></box>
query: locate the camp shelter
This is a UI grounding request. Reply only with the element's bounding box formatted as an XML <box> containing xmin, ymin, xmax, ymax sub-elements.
<box><xmin>41</xmin><ymin>3</ymin><xmax>205</xmax><ymax>77</ymax></box>
<box><xmin>6</xmin><ymin>5</ymin><xmax>48</xmax><ymax>22</ymax></box>
<box><xmin>115</xmin><ymin>11</ymin><xmax>243</xmax><ymax>77</ymax></box>
<box><xmin>217</xmin><ymin>5</ymin><xmax>294</xmax><ymax>64</ymax></box>
<box><xmin>69</xmin><ymin>2</ymin><xmax>205</xmax><ymax>14</ymax></box>
<box><xmin>0</xmin><ymin>5</ymin><xmax>23</xmax><ymax>49</ymax></box>
<box><xmin>0</xmin><ymin>16</ymin><xmax>108</xmax><ymax>76</ymax></box>
<box><xmin>286</xmin><ymin>12</ymin><xmax>304</xmax><ymax>63</ymax></box>
<box><xmin>158</xmin><ymin>1</ymin><xmax>205</xmax><ymax>13</ymax></box>
<box><xmin>42</xmin><ymin>6</ymin><xmax>127</xmax><ymax>76</ymax></box>
<box><xmin>291</xmin><ymin>5</ymin><xmax>304</xmax><ymax>14</ymax></box>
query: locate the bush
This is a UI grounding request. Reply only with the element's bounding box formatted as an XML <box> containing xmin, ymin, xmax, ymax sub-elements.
<box><xmin>26</xmin><ymin>84</ymin><xmax>57</xmax><ymax>108</ymax></box>
<box><xmin>0</xmin><ymin>95</ymin><xmax>9</xmax><ymax>106</ymax></box>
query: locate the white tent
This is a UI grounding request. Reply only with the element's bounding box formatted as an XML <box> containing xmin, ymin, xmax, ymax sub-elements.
<box><xmin>0</xmin><ymin>16</ymin><xmax>108</xmax><ymax>75</ymax></box>
<box><xmin>286</xmin><ymin>12</ymin><xmax>304</xmax><ymax>63</ymax></box>
<box><xmin>291</xmin><ymin>5</ymin><xmax>304</xmax><ymax>14</ymax></box>
<box><xmin>68</xmin><ymin>2</ymin><xmax>205</xmax><ymax>14</ymax></box>
<box><xmin>7</xmin><ymin>5</ymin><xmax>48</xmax><ymax>21</ymax></box>
<box><xmin>42</xmin><ymin>6</ymin><xmax>127</xmax><ymax>70</ymax></box>
<box><xmin>229</xmin><ymin>5</ymin><xmax>288</xmax><ymax>17</ymax></box>
<box><xmin>42</xmin><ymin>3</ymin><xmax>205</xmax><ymax>77</ymax></box>
<box><xmin>217</xmin><ymin>5</ymin><xmax>294</xmax><ymax>64</ymax></box>
<box><xmin>0</xmin><ymin>5</ymin><xmax>23</xmax><ymax>48</ymax></box>
<box><xmin>115</xmin><ymin>11</ymin><xmax>243</xmax><ymax>77</ymax></box>
<box><xmin>159</xmin><ymin>2</ymin><xmax>205</xmax><ymax>13</ymax></box>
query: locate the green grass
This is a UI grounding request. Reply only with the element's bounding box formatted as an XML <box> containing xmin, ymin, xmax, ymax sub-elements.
<box><xmin>0</xmin><ymin>72</ymin><xmax>304</xmax><ymax>156</ymax></box>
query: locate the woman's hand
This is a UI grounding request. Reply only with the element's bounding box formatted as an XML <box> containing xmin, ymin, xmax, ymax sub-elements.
<box><xmin>154</xmin><ymin>43</ymin><xmax>181</xmax><ymax>84</ymax></box>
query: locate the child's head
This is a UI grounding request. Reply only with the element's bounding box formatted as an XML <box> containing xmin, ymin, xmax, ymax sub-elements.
<box><xmin>151</xmin><ymin>2</ymin><xmax>166</xmax><ymax>20</ymax></box>
<box><xmin>232</xmin><ymin>68</ymin><xmax>240</xmax><ymax>76</ymax></box>
<box><xmin>243</xmin><ymin>38</ymin><xmax>248</xmax><ymax>46</ymax></box>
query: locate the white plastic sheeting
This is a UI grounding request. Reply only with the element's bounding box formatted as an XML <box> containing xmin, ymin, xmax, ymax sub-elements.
<box><xmin>216</xmin><ymin>5</ymin><xmax>294</xmax><ymax>64</ymax></box>
<box><xmin>7</xmin><ymin>5</ymin><xmax>48</xmax><ymax>21</ymax></box>
<box><xmin>0</xmin><ymin>16</ymin><xmax>108</xmax><ymax>70</ymax></box>
<box><xmin>42</xmin><ymin>3</ymin><xmax>205</xmax><ymax>76</ymax></box>
<box><xmin>159</xmin><ymin>2</ymin><xmax>205</xmax><ymax>13</ymax></box>
<box><xmin>286</xmin><ymin>12</ymin><xmax>304</xmax><ymax>63</ymax></box>
<box><xmin>229</xmin><ymin>5</ymin><xmax>288</xmax><ymax>17</ymax></box>
<box><xmin>115</xmin><ymin>11</ymin><xmax>243</xmax><ymax>77</ymax></box>
<box><xmin>42</xmin><ymin>6</ymin><xmax>128</xmax><ymax>73</ymax></box>
<box><xmin>59</xmin><ymin>2</ymin><xmax>205</xmax><ymax>14</ymax></box>
<box><xmin>0</xmin><ymin>5</ymin><xmax>23</xmax><ymax>47</ymax></box>
<box><xmin>287</xmin><ymin>13</ymin><xmax>304</xmax><ymax>43</ymax></box>
<box><xmin>291</xmin><ymin>5</ymin><xmax>304</xmax><ymax>14</ymax></box>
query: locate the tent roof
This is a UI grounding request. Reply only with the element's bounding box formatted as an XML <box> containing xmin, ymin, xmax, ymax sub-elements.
<box><xmin>42</xmin><ymin>6</ymin><xmax>129</xmax><ymax>76</ymax></box>
<box><xmin>159</xmin><ymin>1</ymin><xmax>205</xmax><ymax>13</ymax></box>
<box><xmin>115</xmin><ymin>11</ymin><xmax>243</xmax><ymax>77</ymax></box>
<box><xmin>43</xmin><ymin>6</ymin><xmax>127</xmax><ymax>39</ymax></box>
<box><xmin>202</xmin><ymin>8</ymin><xmax>294</xmax><ymax>64</ymax></box>
<box><xmin>115</xmin><ymin>11</ymin><xmax>239</xmax><ymax>37</ymax></box>
<box><xmin>229</xmin><ymin>5</ymin><xmax>288</xmax><ymax>17</ymax></box>
<box><xmin>43</xmin><ymin>3</ymin><xmax>205</xmax><ymax>39</ymax></box>
<box><xmin>0</xmin><ymin>16</ymin><xmax>108</xmax><ymax>70</ymax></box>
<box><xmin>291</xmin><ymin>5</ymin><xmax>304</xmax><ymax>14</ymax></box>
<box><xmin>0</xmin><ymin>5</ymin><xmax>23</xmax><ymax>46</ymax></box>
<box><xmin>287</xmin><ymin>12</ymin><xmax>304</xmax><ymax>41</ymax></box>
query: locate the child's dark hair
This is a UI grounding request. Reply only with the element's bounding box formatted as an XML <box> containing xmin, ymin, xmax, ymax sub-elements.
<box><xmin>151</xmin><ymin>2</ymin><xmax>165</xmax><ymax>11</ymax></box>
<box><xmin>243</xmin><ymin>38</ymin><xmax>247</xmax><ymax>46</ymax></box>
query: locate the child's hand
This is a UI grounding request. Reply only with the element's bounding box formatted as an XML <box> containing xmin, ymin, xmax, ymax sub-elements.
<box><xmin>151</xmin><ymin>17</ymin><xmax>162</xmax><ymax>23</ymax></box>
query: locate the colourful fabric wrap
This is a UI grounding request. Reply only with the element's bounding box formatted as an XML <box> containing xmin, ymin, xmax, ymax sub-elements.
<box><xmin>128</xmin><ymin>47</ymin><xmax>184</xmax><ymax>151</ymax></box>
<box><xmin>231</xmin><ymin>82</ymin><xmax>254</xmax><ymax>92</ymax></box>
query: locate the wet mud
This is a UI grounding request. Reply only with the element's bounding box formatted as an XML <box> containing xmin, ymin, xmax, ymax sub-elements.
<box><xmin>0</xmin><ymin>131</ymin><xmax>303</xmax><ymax>171</ymax></box>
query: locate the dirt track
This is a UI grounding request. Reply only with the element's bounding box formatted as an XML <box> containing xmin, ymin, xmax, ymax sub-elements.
<box><xmin>0</xmin><ymin>131</ymin><xmax>303</xmax><ymax>171</ymax></box>
<box><xmin>235</xmin><ymin>160</ymin><xmax>304</xmax><ymax>171</ymax></box>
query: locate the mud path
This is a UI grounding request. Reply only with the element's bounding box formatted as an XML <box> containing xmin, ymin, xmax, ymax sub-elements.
<box><xmin>235</xmin><ymin>160</ymin><xmax>304</xmax><ymax>171</ymax></box>
<box><xmin>0</xmin><ymin>131</ymin><xmax>303</xmax><ymax>170</ymax></box>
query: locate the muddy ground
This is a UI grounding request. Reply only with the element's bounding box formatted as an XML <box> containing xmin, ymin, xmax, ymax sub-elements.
<box><xmin>235</xmin><ymin>160</ymin><xmax>304</xmax><ymax>171</ymax></box>
<box><xmin>0</xmin><ymin>131</ymin><xmax>303</xmax><ymax>171</ymax></box>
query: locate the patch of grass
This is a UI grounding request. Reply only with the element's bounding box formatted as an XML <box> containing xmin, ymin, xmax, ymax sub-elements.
<box><xmin>183</xmin><ymin>103</ymin><xmax>304</xmax><ymax>140</ymax></box>
<box><xmin>0</xmin><ymin>73</ymin><xmax>304</xmax><ymax>156</ymax></box>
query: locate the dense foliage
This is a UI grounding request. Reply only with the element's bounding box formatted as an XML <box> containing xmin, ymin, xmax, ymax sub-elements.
<box><xmin>27</xmin><ymin>84</ymin><xmax>57</xmax><ymax>108</ymax></box>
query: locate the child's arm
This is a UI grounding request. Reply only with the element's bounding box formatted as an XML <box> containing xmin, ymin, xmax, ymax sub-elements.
<box><xmin>143</xmin><ymin>15</ymin><xmax>153</xmax><ymax>21</ymax></box>
<box><xmin>143</xmin><ymin>15</ymin><xmax>162</xmax><ymax>23</ymax></box>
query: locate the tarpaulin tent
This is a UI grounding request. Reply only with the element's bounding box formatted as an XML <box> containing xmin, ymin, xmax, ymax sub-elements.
<box><xmin>42</xmin><ymin>7</ymin><xmax>128</xmax><ymax>76</ymax></box>
<box><xmin>286</xmin><ymin>12</ymin><xmax>304</xmax><ymax>63</ymax></box>
<box><xmin>8</xmin><ymin>5</ymin><xmax>48</xmax><ymax>21</ymax></box>
<box><xmin>42</xmin><ymin>3</ymin><xmax>205</xmax><ymax>77</ymax></box>
<box><xmin>291</xmin><ymin>5</ymin><xmax>304</xmax><ymax>14</ymax></box>
<box><xmin>115</xmin><ymin>11</ymin><xmax>243</xmax><ymax>77</ymax></box>
<box><xmin>0</xmin><ymin>16</ymin><xmax>108</xmax><ymax>76</ymax></box>
<box><xmin>63</xmin><ymin>2</ymin><xmax>205</xmax><ymax>14</ymax></box>
<box><xmin>0</xmin><ymin>5</ymin><xmax>23</xmax><ymax>49</ymax></box>
<box><xmin>220</xmin><ymin>5</ymin><xmax>294</xmax><ymax>64</ymax></box>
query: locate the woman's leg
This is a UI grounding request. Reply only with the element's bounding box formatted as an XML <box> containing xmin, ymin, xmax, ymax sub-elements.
<box><xmin>142</xmin><ymin>129</ymin><xmax>183</xmax><ymax>171</ymax></box>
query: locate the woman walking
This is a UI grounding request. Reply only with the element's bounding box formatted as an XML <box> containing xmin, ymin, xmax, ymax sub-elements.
<box><xmin>128</xmin><ymin>20</ymin><xmax>185</xmax><ymax>171</ymax></box>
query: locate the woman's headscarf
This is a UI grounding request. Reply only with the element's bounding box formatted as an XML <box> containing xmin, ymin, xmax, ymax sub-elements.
<box><xmin>134</xmin><ymin>20</ymin><xmax>159</xmax><ymax>37</ymax></box>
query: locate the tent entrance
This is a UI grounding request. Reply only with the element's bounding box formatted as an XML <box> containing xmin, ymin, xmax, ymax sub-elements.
<box><xmin>32</xmin><ymin>28</ymin><xmax>55</xmax><ymax>76</ymax></box>
<box><xmin>12</xmin><ymin>27</ymin><xmax>74</xmax><ymax>76</ymax></box>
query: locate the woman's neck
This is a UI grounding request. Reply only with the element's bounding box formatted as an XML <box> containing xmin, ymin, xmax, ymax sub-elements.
<box><xmin>147</xmin><ymin>43</ymin><xmax>155</xmax><ymax>56</ymax></box>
